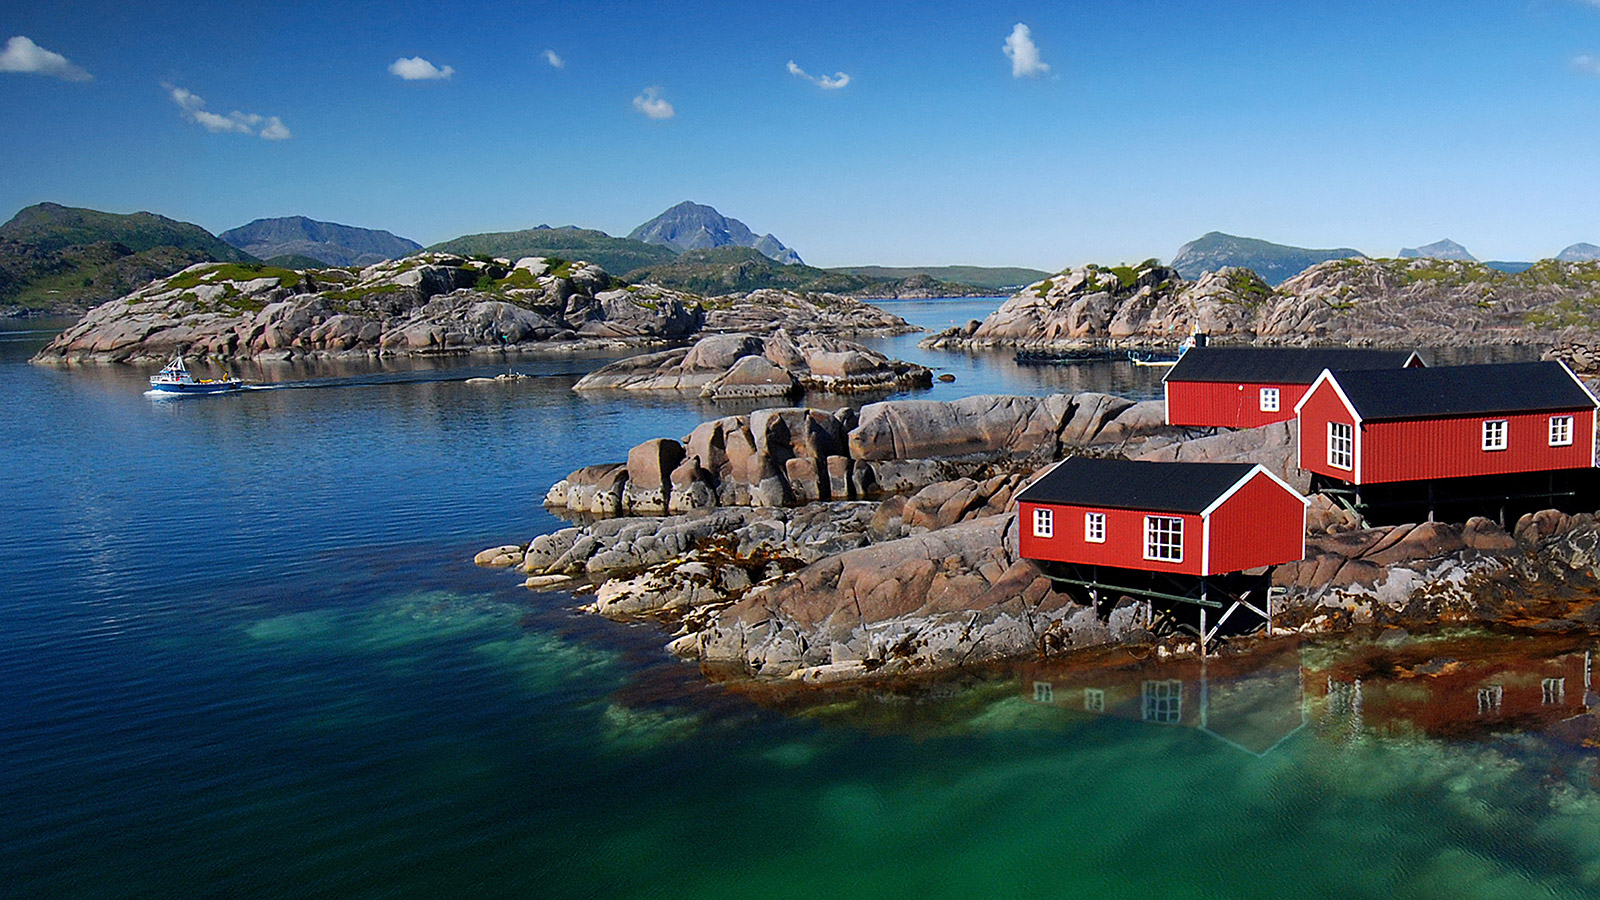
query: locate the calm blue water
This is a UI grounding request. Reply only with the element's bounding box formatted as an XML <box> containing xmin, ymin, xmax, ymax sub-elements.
<box><xmin>4</xmin><ymin>303</ymin><xmax>1599</xmax><ymax>900</ymax></box>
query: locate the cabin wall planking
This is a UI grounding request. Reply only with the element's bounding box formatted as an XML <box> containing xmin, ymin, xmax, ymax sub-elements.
<box><xmin>1165</xmin><ymin>381</ymin><xmax>1307</xmax><ymax>429</ymax></box>
<box><xmin>1016</xmin><ymin>502</ymin><xmax>1205</xmax><ymax>577</ymax></box>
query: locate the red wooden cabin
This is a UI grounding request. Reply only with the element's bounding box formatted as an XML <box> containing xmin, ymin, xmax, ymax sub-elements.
<box><xmin>1295</xmin><ymin>361</ymin><xmax>1598</xmax><ymax>485</ymax></box>
<box><xmin>1164</xmin><ymin>347</ymin><xmax>1423</xmax><ymax>429</ymax></box>
<box><xmin>1015</xmin><ymin>457</ymin><xmax>1307</xmax><ymax>577</ymax></box>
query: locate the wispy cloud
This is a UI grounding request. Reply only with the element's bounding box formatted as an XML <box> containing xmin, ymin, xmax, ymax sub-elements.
<box><xmin>1003</xmin><ymin>23</ymin><xmax>1050</xmax><ymax>79</ymax></box>
<box><xmin>1573</xmin><ymin>54</ymin><xmax>1600</xmax><ymax>75</ymax></box>
<box><xmin>633</xmin><ymin>85</ymin><xmax>674</xmax><ymax>120</ymax></box>
<box><xmin>164</xmin><ymin>83</ymin><xmax>291</xmax><ymax>140</ymax></box>
<box><xmin>786</xmin><ymin>60</ymin><xmax>851</xmax><ymax>90</ymax></box>
<box><xmin>388</xmin><ymin>56</ymin><xmax>454</xmax><ymax>80</ymax></box>
<box><xmin>543</xmin><ymin>49</ymin><xmax>564</xmax><ymax>69</ymax></box>
<box><xmin>0</xmin><ymin>35</ymin><xmax>91</xmax><ymax>82</ymax></box>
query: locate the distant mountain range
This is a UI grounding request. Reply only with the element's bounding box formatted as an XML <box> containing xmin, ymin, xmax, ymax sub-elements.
<box><xmin>1170</xmin><ymin>233</ymin><xmax>1600</xmax><ymax>285</ymax></box>
<box><xmin>0</xmin><ymin>202</ymin><xmax>255</xmax><ymax>313</ymax></box>
<box><xmin>220</xmin><ymin>216</ymin><xmax>420</xmax><ymax>268</ymax></box>
<box><xmin>628</xmin><ymin>201</ymin><xmax>803</xmax><ymax>265</ymax></box>
<box><xmin>1171</xmin><ymin>232</ymin><xmax>1364</xmax><ymax>285</ymax></box>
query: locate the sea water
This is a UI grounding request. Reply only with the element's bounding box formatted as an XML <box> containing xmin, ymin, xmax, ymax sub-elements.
<box><xmin>0</xmin><ymin>306</ymin><xmax>1589</xmax><ymax>900</ymax></box>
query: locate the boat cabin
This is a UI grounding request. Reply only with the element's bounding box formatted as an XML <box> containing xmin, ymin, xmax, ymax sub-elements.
<box><xmin>1294</xmin><ymin>361</ymin><xmax>1598</xmax><ymax>485</ymax></box>
<box><xmin>1015</xmin><ymin>457</ymin><xmax>1307</xmax><ymax>577</ymax></box>
<box><xmin>1164</xmin><ymin>346</ymin><xmax>1423</xmax><ymax>429</ymax></box>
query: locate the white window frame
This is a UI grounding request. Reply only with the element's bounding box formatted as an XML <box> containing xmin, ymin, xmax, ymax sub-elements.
<box><xmin>1482</xmin><ymin>419</ymin><xmax>1508</xmax><ymax>452</ymax></box>
<box><xmin>1259</xmin><ymin>387</ymin><xmax>1280</xmax><ymax>413</ymax></box>
<box><xmin>1144</xmin><ymin>515</ymin><xmax>1184</xmax><ymax>563</ymax></box>
<box><xmin>1477</xmin><ymin>685</ymin><xmax>1503</xmax><ymax>715</ymax></box>
<box><xmin>1084</xmin><ymin>688</ymin><xmax>1105</xmax><ymax>712</ymax></box>
<box><xmin>1142</xmin><ymin>680</ymin><xmax>1183</xmax><ymax>724</ymax></box>
<box><xmin>1084</xmin><ymin>511</ymin><xmax>1106</xmax><ymax>543</ymax></box>
<box><xmin>1543</xmin><ymin>677</ymin><xmax>1566</xmax><ymax>705</ymax></box>
<box><xmin>1328</xmin><ymin>421</ymin><xmax>1353</xmax><ymax>471</ymax></box>
<box><xmin>1032</xmin><ymin>681</ymin><xmax>1054</xmax><ymax>703</ymax></box>
<box><xmin>1550</xmin><ymin>415</ymin><xmax>1574</xmax><ymax>447</ymax></box>
<box><xmin>1032</xmin><ymin>507</ymin><xmax>1054</xmax><ymax>539</ymax></box>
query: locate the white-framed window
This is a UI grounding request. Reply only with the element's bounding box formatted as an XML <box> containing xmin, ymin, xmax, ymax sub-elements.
<box><xmin>1084</xmin><ymin>688</ymin><xmax>1105</xmax><ymax>712</ymax></box>
<box><xmin>1142</xmin><ymin>680</ymin><xmax>1182</xmax><ymax>724</ymax></box>
<box><xmin>1259</xmin><ymin>387</ymin><xmax>1280</xmax><ymax>412</ymax></box>
<box><xmin>1482</xmin><ymin>419</ymin><xmax>1508</xmax><ymax>451</ymax></box>
<box><xmin>1550</xmin><ymin>415</ymin><xmax>1574</xmax><ymax>447</ymax></box>
<box><xmin>1084</xmin><ymin>511</ymin><xmax>1106</xmax><ymax>543</ymax></box>
<box><xmin>1328</xmin><ymin>421</ymin><xmax>1353</xmax><ymax>470</ymax></box>
<box><xmin>1032</xmin><ymin>507</ymin><xmax>1054</xmax><ymax>539</ymax></box>
<box><xmin>1543</xmin><ymin>677</ymin><xmax>1566</xmax><ymax>705</ymax></box>
<box><xmin>1478</xmin><ymin>685</ymin><xmax>1503</xmax><ymax>715</ymax></box>
<box><xmin>1032</xmin><ymin>681</ymin><xmax>1054</xmax><ymax>703</ymax></box>
<box><xmin>1144</xmin><ymin>515</ymin><xmax>1184</xmax><ymax>562</ymax></box>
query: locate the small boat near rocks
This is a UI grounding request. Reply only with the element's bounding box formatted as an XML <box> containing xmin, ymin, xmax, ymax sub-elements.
<box><xmin>148</xmin><ymin>356</ymin><xmax>243</xmax><ymax>395</ymax></box>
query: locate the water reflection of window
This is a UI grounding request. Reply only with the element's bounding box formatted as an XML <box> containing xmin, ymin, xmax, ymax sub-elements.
<box><xmin>1033</xmin><ymin>681</ymin><xmax>1054</xmax><ymax>703</ymax></box>
<box><xmin>1543</xmin><ymin>677</ymin><xmax>1566</xmax><ymax>705</ymax></box>
<box><xmin>1327</xmin><ymin>678</ymin><xmax>1358</xmax><ymax>715</ymax></box>
<box><xmin>1084</xmin><ymin>688</ymin><xmax>1105</xmax><ymax>712</ymax></box>
<box><xmin>1142</xmin><ymin>680</ymin><xmax>1182</xmax><ymax>724</ymax></box>
<box><xmin>1477</xmin><ymin>685</ymin><xmax>1503</xmax><ymax>715</ymax></box>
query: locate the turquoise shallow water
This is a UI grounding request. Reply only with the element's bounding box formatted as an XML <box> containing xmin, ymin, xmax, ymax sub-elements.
<box><xmin>1</xmin><ymin>307</ymin><xmax>1595</xmax><ymax>900</ymax></box>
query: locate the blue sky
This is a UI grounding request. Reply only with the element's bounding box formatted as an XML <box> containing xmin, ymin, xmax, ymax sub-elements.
<box><xmin>6</xmin><ymin>0</ymin><xmax>1600</xmax><ymax>270</ymax></box>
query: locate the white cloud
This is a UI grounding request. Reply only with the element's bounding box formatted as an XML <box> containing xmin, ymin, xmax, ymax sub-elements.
<box><xmin>388</xmin><ymin>56</ymin><xmax>454</xmax><ymax>80</ymax></box>
<box><xmin>633</xmin><ymin>85</ymin><xmax>674</xmax><ymax>120</ymax></box>
<box><xmin>1003</xmin><ymin>23</ymin><xmax>1050</xmax><ymax>79</ymax></box>
<box><xmin>786</xmin><ymin>59</ymin><xmax>851</xmax><ymax>90</ymax></box>
<box><xmin>164</xmin><ymin>83</ymin><xmax>292</xmax><ymax>140</ymax></box>
<box><xmin>543</xmin><ymin>49</ymin><xmax>564</xmax><ymax>69</ymax></box>
<box><xmin>0</xmin><ymin>35</ymin><xmax>91</xmax><ymax>82</ymax></box>
<box><xmin>258</xmin><ymin>117</ymin><xmax>292</xmax><ymax>141</ymax></box>
<box><xmin>1573</xmin><ymin>54</ymin><xmax>1600</xmax><ymax>75</ymax></box>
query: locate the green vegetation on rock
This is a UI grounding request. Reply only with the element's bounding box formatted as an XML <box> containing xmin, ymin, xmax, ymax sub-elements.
<box><xmin>0</xmin><ymin>202</ymin><xmax>259</xmax><ymax>314</ymax></box>
<box><xmin>428</xmin><ymin>226</ymin><xmax>676</xmax><ymax>276</ymax></box>
<box><xmin>623</xmin><ymin>247</ymin><xmax>877</xmax><ymax>295</ymax></box>
<box><xmin>830</xmin><ymin>265</ymin><xmax>1050</xmax><ymax>291</ymax></box>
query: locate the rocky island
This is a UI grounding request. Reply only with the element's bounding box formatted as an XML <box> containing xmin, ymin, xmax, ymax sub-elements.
<box><xmin>572</xmin><ymin>331</ymin><xmax>932</xmax><ymax>399</ymax></box>
<box><xmin>923</xmin><ymin>257</ymin><xmax>1600</xmax><ymax>372</ymax></box>
<box><xmin>32</xmin><ymin>253</ymin><xmax>919</xmax><ymax>365</ymax></box>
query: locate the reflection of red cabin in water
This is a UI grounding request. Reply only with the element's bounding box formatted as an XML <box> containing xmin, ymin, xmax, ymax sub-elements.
<box><xmin>1164</xmin><ymin>347</ymin><xmax>1422</xmax><ymax>430</ymax></box>
<box><xmin>1295</xmin><ymin>361</ymin><xmax>1599</xmax><ymax>485</ymax></box>
<box><xmin>1019</xmin><ymin>643</ymin><xmax>1308</xmax><ymax>756</ymax></box>
<box><xmin>1307</xmin><ymin>644</ymin><xmax>1592</xmax><ymax>739</ymax></box>
<box><xmin>1015</xmin><ymin>458</ymin><xmax>1307</xmax><ymax>577</ymax></box>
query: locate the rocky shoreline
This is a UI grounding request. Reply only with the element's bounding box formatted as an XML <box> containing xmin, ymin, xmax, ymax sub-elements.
<box><xmin>31</xmin><ymin>254</ymin><xmax>918</xmax><ymax>365</ymax></box>
<box><xmin>476</xmin><ymin>390</ymin><xmax>1600</xmax><ymax>688</ymax></box>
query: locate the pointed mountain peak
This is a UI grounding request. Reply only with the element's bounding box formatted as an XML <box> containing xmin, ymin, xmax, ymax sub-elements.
<box><xmin>628</xmin><ymin>201</ymin><xmax>803</xmax><ymax>265</ymax></box>
<box><xmin>1398</xmin><ymin>239</ymin><xmax>1475</xmax><ymax>261</ymax></box>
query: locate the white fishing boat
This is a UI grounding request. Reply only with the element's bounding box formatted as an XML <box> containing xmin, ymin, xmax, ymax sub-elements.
<box><xmin>148</xmin><ymin>357</ymin><xmax>243</xmax><ymax>394</ymax></box>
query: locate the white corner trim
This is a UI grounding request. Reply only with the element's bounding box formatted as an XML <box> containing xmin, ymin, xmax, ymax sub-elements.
<box><xmin>1559</xmin><ymin>358</ymin><xmax>1600</xmax><ymax>409</ymax></box>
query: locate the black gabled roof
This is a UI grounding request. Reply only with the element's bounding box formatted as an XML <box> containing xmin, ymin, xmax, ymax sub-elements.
<box><xmin>1016</xmin><ymin>457</ymin><xmax>1262</xmax><ymax>514</ymax></box>
<box><xmin>1165</xmin><ymin>346</ymin><xmax>1418</xmax><ymax>385</ymax></box>
<box><xmin>1326</xmin><ymin>361</ymin><xmax>1597</xmax><ymax>421</ymax></box>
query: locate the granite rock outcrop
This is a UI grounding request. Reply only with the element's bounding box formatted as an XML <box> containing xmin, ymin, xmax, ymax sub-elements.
<box><xmin>572</xmin><ymin>330</ymin><xmax>933</xmax><ymax>398</ymax></box>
